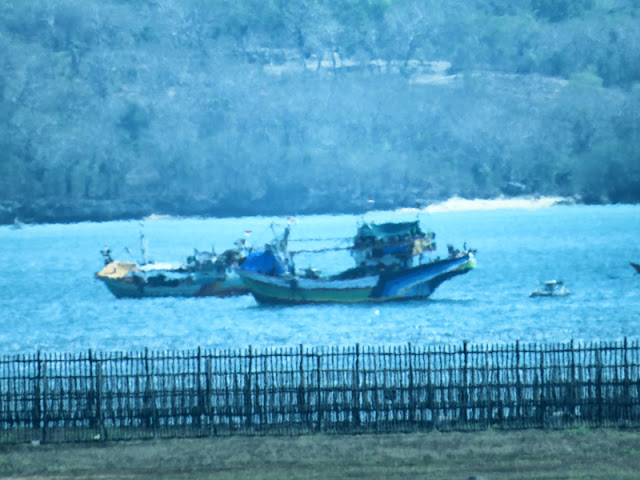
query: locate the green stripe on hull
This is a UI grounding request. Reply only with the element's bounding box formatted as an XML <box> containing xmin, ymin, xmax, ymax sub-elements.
<box><xmin>242</xmin><ymin>276</ymin><xmax>376</xmax><ymax>304</ymax></box>
<box><xmin>238</xmin><ymin>251</ymin><xmax>477</xmax><ymax>305</ymax></box>
<box><xmin>457</xmin><ymin>258</ymin><xmax>476</xmax><ymax>271</ymax></box>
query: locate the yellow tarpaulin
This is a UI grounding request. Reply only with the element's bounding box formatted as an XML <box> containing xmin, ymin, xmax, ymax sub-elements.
<box><xmin>96</xmin><ymin>261</ymin><xmax>138</xmax><ymax>279</ymax></box>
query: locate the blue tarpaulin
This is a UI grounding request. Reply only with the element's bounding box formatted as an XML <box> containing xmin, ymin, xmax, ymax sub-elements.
<box><xmin>241</xmin><ymin>251</ymin><xmax>286</xmax><ymax>275</ymax></box>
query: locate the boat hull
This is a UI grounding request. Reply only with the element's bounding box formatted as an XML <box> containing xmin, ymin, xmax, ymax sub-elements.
<box><xmin>237</xmin><ymin>253</ymin><xmax>476</xmax><ymax>305</ymax></box>
<box><xmin>98</xmin><ymin>276</ymin><xmax>247</xmax><ymax>298</ymax></box>
<box><xmin>96</xmin><ymin>263</ymin><xmax>248</xmax><ymax>299</ymax></box>
<box><xmin>529</xmin><ymin>291</ymin><xmax>569</xmax><ymax>298</ymax></box>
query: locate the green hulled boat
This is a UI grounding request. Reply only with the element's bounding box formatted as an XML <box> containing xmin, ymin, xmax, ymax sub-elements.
<box><xmin>236</xmin><ymin>220</ymin><xmax>476</xmax><ymax>305</ymax></box>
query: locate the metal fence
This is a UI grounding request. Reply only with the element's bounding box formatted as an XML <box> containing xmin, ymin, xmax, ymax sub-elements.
<box><xmin>1</xmin><ymin>339</ymin><xmax>640</xmax><ymax>443</ymax></box>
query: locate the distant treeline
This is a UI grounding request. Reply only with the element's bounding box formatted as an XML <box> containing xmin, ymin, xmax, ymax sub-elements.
<box><xmin>1</xmin><ymin>1</ymin><xmax>640</xmax><ymax>223</ymax></box>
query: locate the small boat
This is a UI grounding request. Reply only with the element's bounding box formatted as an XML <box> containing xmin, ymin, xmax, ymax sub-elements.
<box><xmin>95</xmin><ymin>235</ymin><xmax>249</xmax><ymax>299</ymax></box>
<box><xmin>236</xmin><ymin>220</ymin><xmax>476</xmax><ymax>305</ymax></box>
<box><xmin>530</xmin><ymin>280</ymin><xmax>570</xmax><ymax>298</ymax></box>
<box><xmin>631</xmin><ymin>262</ymin><xmax>640</xmax><ymax>274</ymax></box>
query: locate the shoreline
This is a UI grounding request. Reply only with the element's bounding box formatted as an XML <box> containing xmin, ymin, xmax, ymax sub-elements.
<box><xmin>3</xmin><ymin>195</ymin><xmax>613</xmax><ymax>228</ymax></box>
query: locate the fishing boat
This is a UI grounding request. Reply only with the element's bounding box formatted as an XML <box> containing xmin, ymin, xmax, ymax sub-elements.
<box><xmin>236</xmin><ymin>220</ymin><xmax>476</xmax><ymax>305</ymax></box>
<box><xmin>95</xmin><ymin>235</ymin><xmax>249</xmax><ymax>298</ymax></box>
<box><xmin>529</xmin><ymin>280</ymin><xmax>570</xmax><ymax>298</ymax></box>
<box><xmin>631</xmin><ymin>262</ymin><xmax>640</xmax><ymax>274</ymax></box>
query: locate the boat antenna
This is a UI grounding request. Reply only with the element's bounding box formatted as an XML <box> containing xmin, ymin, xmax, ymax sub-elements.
<box><xmin>140</xmin><ymin>231</ymin><xmax>149</xmax><ymax>265</ymax></box>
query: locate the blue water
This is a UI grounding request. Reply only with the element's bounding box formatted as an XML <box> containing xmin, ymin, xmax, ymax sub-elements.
<box><xmin>1</xmin><ymin>203</ymin><xmax>639</xmax><ymax>355</ymax></box>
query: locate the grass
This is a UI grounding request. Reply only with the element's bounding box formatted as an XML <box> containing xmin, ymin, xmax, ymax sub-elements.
<box><xmin>1</xmin><ymin>428</ymin><xmax>640</xmax><ymax>479</ymax></box>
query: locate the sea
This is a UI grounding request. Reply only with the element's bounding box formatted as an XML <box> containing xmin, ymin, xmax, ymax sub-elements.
<box><xmin>1</xmin><ymin>197</ymin><xmax>639</xmax><ymax>356</ymax></box>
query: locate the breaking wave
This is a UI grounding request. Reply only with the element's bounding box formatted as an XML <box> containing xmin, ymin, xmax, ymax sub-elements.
<box><xmin>398</xmin><ymin>195</ymin><xmax>573</xmax><ymax>213</ymax></box>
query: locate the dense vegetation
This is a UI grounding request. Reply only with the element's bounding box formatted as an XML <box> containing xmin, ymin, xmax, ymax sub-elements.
<box><xmin>1</xmin><ymin>0</ymin><xmax>640</xmax><ymax>223</ymax></box>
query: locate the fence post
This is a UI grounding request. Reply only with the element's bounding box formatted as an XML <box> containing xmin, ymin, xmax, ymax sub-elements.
<box><xmin>205</xmin><ymin>356</ymin><xmax>213</xmax><ymax>435</ymax></box>
<box><xmin>462</xmin><ymin>340</ymin><xmax>470</xmax><ymax>425</ymax></box>
<box><xmin>538</xmin><ymin>347</ymin><xmax>545</xmax><ymax>427</ymax></box>
<box><xmin>143</xmin><ymin>348</ymin><xmax>157</xmax><ymax>437</ymax></box>
<box><xmin>634</xmin><ymin>340</ymin><xmax>640</xmax><ymax>426</ymax></box>
<box><xmin>244</xmin><ymin>345</ymin><xmax>253</xmax><ymax>430</ymax></box>
<box><xmin>353</xmin><ymin>344</ymin><xmax>361</xmax><ymax>428</ymax></box>
<box><xmin>32</xmin><ymin>352</ymin><xmax>42</xmax><ymax>439</ymax></box>
<box><xmin>87</xmin><ymin>349</ymin><xmax>95</xmax><ymax>434</ymax></box>
<box><xmin>623</xmin><ymin>337</ymin><xmax>630</xmax><ymax>425</ymax></box>
<box><xmin>515</xmin><ymin>340</ymin><xmax>523</xmax><ymax>427</ymax></box>
<box><xmin>40</xmin><ymin>352</ymin><xmax>48</xmax><ymax>443</ymax></box>
<box><xmin>224</xmin><ymin>352</ymin><xmax>232</xmax><ymax>434</ymax></box>
<box><xmin>408</xmin><ymin>343</ymin><xmax>415</xmax><ymax>427</ymax></box>
<box><xmin>297</xmin><ymin>344</ymin><xmax>309</xmax><ymax>431</ymax></box>
<box><xmin>262</xmin><ymin>351</ymin><xmax>268</xmax><ymax>432</ymax></box>
<box><xmin>95</xmin><ymin>357</ymin><xmax>106</xmax><ymax>441</ymax></box>
<box><xmin>194</xmin><ymin>346</ymin><xmax>202</xmax><ymax>430</ymax></box>
<box><xmin>426</xmin><ymin>349</ymin><xmax>435</xmax><ymax>429</ymax></box>
<box><xmin>316</xmin><ymin>352</ymin><xmax>323</xmax><ymax>432</ymax></box>
<box><xmin>483</xmin><ymin>346</ymin><xmax>490</xmax><ymax>428</ymax></box>
<box><xmin>595</xmin><ymin>346</ymin><xmax>604</xmax><ymax>427</ymax></box>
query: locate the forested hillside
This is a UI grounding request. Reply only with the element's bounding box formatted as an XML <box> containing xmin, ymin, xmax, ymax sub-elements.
<box><xmin>1</xmin><ymin>0</ymin><xmax>640</xmax><ymax>223</ymax></box>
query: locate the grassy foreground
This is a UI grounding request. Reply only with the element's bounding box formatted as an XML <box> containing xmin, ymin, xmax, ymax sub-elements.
<box><xmin>1</xmin><ymin>428</ymin><xmax>640</xmax><ymax>480</ymax></box>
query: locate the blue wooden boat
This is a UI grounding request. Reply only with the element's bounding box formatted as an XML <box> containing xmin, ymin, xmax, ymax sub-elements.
<box><xmin>236</xmin><ymin>220</ymin><xmax>476</xmax><ymax>305</ymax></box>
